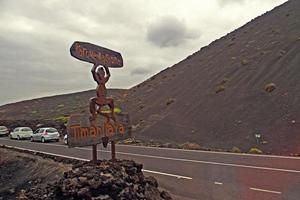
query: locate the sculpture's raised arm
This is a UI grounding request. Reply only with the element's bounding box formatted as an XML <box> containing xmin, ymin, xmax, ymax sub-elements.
<box><xmin>104</xmin><ymin>66</ymin><xmax>110</xmax><ymax>83</ymax></box>
<box><xmin>91</xmin><ymin>64</ymin><xmax>100</xmax><ymax>84</ymax></box>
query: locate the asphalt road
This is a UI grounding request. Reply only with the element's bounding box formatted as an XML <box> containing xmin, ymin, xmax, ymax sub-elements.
<box><xmin>1</xmin><ymin>137</ymin><xmax>300</xmax><ymax>200</ymax></box>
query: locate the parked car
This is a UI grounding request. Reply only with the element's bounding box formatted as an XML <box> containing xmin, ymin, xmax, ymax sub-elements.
<box><xmin>31</xmin><ymin>127</ymin><xmax>60</xmax><ymax>143</ymax></box>
<box><xmin>0</xmin><ymin>126</ymin><xmax>9</xmax><ymax>136</ymax></box>
<box><xmin>63</xmin><ymin>134</ymin><xmax>68</xmax><ymax>145</ymax></box>
<box><xmin>9</xmin><ymin>127</ymin><xmax>33</xmax><ymax>140</ymax></box>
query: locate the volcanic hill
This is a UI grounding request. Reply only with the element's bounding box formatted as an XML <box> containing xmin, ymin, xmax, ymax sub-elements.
<box><xmin>0</xmin><ymin>89</ymin><xmax>124</xmax><ymax>121</ymax></box>
<box><xmin>124</xmin><ymin>0</ymin><xmax>300</xmax><ymax>154</ymax></box>
<box><xmin>1</xmin><ymin>0</ymin><xmax>300</xmax><ymax>154</ymax></box>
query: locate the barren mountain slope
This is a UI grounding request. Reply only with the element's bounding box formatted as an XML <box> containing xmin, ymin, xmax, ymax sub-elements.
<box><xmin>124</xmin><ymin>0</ymin><xmax>300</xmax><ymax>154</ymax></box>
<box><xmin>0</xmin><ymin>89</ymin><xmax>124</xmax><ymax>120</ymax></box>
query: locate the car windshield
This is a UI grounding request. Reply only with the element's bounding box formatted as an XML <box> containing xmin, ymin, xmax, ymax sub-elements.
<box><xmin>0</xmin><ymin>126</ymin><xmax>7</xmax><ymax>130</ymax></box>
<box><xmin>22</xmin><ymin>127</ymin><xmax>32</xmax><ymax>131</ymax></box>
<box><xmin>46</xmin><ymin>128</ymin><xmax>58</xmax><ymax>133</ymax></box>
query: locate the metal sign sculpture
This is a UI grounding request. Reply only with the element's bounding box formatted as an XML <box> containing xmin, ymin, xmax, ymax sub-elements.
<box><xmin>70</xmin><ymin>41</ymin><xmax>123</xmax><ymax>67</ymax></box>
<box><xmin>67</xmin><ymin>113</ymin><xmax>131</xmax><ymax>148</ymax></box>
<box><xmin>69</xmin><ymin>41</ymin><xmax>130</xmax><ymax>162</ymax></box>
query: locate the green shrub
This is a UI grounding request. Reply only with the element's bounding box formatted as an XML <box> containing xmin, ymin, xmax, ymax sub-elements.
<box><xmin>215</xmin><ymin>85</ymin><xmax>225</xmax><ymax>94</ymax></box>
<box><xmin>221</xmin><ymin>78</ymin><xmax>230</xmax><ymax>84</ymax></box>
<box><xmin>241</xmin><ymin>59</ymin><xmax>249</xmax><ymax>65</ymax></box>
<box><xmin>179</xmin><ymin>142</ymin><xmax>201</xmax><ymax>150</ymax></box>
<box><xmin>54</xmin><ymin>116</ymin><xmax>69</xmax><ymax>124</ymax></box>
<box><xmin>57</xmin><ymin>104</ymin><xmax>65</xmax><ymax>108</ymax></box>
<box><xmin>264</xmin><ymin>83</ymin><xmax>276</xmax><ymax>93</ymax></box>
<box><xmin>248</xmin><ymin>147</ymin><xmax>263</xmax><ymax>154</ymax></box>
<box><xmin>166</xmin><ymin>98</ymin><xmax>175</xmax><ymax>106</ymax></box>
<box><xmin>100</xmin><ymin>106</ymin><xmax>122</xmax><ymax>114</ymax></box>
<box><xmin>231</xmin><ymin>146</ymin><xmax>242</xmax><ymax>153</ymax></box>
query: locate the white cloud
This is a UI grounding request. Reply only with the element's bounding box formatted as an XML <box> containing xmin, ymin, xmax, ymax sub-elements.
<box><xmin>0</xmin><ymin>0</ymin><xmax>287</xmax><ymax>105</ymax></box>
<box><xmin>146</xmin><ymin>16</ymin><xmax>200</xmax><ymax>48</ymax></box>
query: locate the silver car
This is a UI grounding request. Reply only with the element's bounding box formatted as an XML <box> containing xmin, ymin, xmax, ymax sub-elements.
<box><xmin>31</xmin><ymin>127</ymin><xmax>60</xmax><ymax>143</ymax></box>
<box><xmin>9</xmin><ymin>127</ymin><xmax>33</xmax><ymax>140</ymax></box>
<box><xmin>0</xmin><ymin>126</ymin><xmax>9</xmax><ymax>136</ymax></box>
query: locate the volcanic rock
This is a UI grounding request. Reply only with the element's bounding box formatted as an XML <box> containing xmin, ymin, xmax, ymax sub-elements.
<box><xmin>23</xmin><ymin>160</ymin><xmax>172</xmax><ymax>200</ymax></box>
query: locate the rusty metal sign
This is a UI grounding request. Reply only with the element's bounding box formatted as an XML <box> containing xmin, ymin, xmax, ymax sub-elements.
<box><xmin>70</xmin><ymin>41</ymin><xmax>123</xmax><ymax>67</ymax></box>
<box><xmin>69</xmin><ymin>41</ymin><xmax>129</xmax><ymax>161</ymax></box>
<box><xmin>67</xmin><ymin>113</ymin><xmax>131</xmax><ymax>148</ymax></box>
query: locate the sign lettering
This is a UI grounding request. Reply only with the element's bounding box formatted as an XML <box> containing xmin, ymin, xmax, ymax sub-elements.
<box><xmin>67</xmin><ymin>113</ymin><xmax>131</xmax><ymax>147</ymax></box>
<box><xmin>70</xmin><ymin>41</ymin><xmax>123</xmax><ymax>68</ymax></box>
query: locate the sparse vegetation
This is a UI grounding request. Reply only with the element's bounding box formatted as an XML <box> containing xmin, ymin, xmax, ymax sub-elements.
<box><xmin>119</xmin><ymin>138</ymin><xmax>142</xmax><ymax>145</ymax></box>
<box><xmin>271</xmin><ymin>29</ymin><xmax>280</xmax><ymax>34</ymax></box>
<box><xmin>228</xmin><ymin>42</ymin><xmax>235</xmax><ymax>47</ymax></box>
<box><xmin>221</xmin><ymin>78</ymin><xmax>230</xmax><ymax>85</ymax></box>
<box><xmin>57</xmin><ymin>104</ymin><xmax>65</xmax><ymax>108</ymax></box>
<box><xmin>264</xmin><ymin>83</ymin><xmax>276</xmax><ymax>93</ymax></box>
<box><xmin>166</xmin><ymin>98</ymin><xmax>175</xmax><ymax>106</ymax></box>
<box><xmin>241</xmin><ymin>59</ymin><xmax>249</xmax><ymax>65</ymax></box>
<box><xmin>100</xmin><ymin>106</ymin><xmax>122</xmax><ymax>114</ymax></box>
<box><xmin>248</xmin><ymin>147</ymin><xmax>263</xmax><ymax>154</ymax></box>
<box><xmin>231</xmin><ymin>146</ymin><xmax>242</xmax><ymax>153</ymax></box>
<box><xmin>179</xmin><ymin>142</ymin><xmax>201</xmax><ymax>150</ymax></box>
<box><xmin>54</xmin><ymin>116</ymin><xmax>69</xmax><ymax>124</ymax></box>
<box><xmin>215</xmin><ymin>85</ymin><xmax>225</xmax><ymax>94</ymax></box>
<box><xmin>277</xmin><ymin>50</ymin><xmax>286</xmax><ymax>57</ymax></box>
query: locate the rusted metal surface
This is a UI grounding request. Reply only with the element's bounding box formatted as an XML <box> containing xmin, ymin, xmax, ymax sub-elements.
<box><xmin>111</xmin><ymin>141</ymin><xmax>116</xmax><ymax>163</ymax></box>
<box><xmin>69</xmin><ymin>41</ymin><xmax>130</xmax><ymax>162</ymax></box>
<box><xmin>92</xmin><ymin>145</ymin><xmax>97</xmax><ymax>163</ymax></box>
<box><xmin>70</xmin><ymin>41</ymin><xmax>123</xmax><ymax>67</ymax></box>
<box><xmin>67</xmin><ymin>113</ymin><xmax>131</xmax><ymax>148</ymax></box>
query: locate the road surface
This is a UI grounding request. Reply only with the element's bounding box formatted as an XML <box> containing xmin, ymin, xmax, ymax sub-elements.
<box><xmin>0</xmin><ymin>137</ymin><xmax>300</xmax><ymax>200</ymax></box>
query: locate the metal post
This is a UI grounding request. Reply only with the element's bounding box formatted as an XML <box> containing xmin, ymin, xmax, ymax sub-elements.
<box><xmin>111</xmin><ymin>141</ymin><xmax>116</xmax><ymax>163</ymax></box>
<box><xmin>92</xmin><ymin>145</ymin><xmax>97</xmax><ymax>163</ymax></box>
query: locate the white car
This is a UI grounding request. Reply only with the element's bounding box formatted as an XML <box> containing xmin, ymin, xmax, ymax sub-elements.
<box><xmin>31</xmin><ymin>127</ymin><xmax>60</xmax><ymax>143</ymax></box>
<box><xmin>0</xmin><ymin>126</ymin><xmax>9</xmax><ymax>136</ymax></box>
<box><xmin>9</xmin><ymin>127</ymin><xmax>33</xmax><ymax>140</ymax></box>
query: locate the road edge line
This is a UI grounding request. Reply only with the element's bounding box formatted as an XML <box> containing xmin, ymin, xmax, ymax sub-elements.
<box><xmin>250</xmin><ymin>187</ymin><xmax>282</xmax><ymax>194</ymax></box>
<box><xmin>142</xmin><ymin>169</ymin><xmax>192</xmax><ymax>180</ymax></box>
<box><xmin>0</xmin><ymin>144</ymin><xmax>193</xmax><ymax>180</ymax></box>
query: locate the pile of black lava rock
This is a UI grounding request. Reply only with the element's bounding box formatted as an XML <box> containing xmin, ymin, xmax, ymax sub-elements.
<box><xmin>23</xmin><ymin>160</ymin><xmax>172</xmax><ymax>200</ymax></box>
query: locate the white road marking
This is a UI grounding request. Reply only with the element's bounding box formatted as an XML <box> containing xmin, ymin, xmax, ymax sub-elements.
<box><xmin>1</xmin><ymin>144</ymin><xmax>192</xmax><ymax>180</ymax></box>
<box><xmin>250</xmin><ymin>187</ymin><xmax>282</xmax><ymax>194</ymax></box>
<box><xmin>214</xmin><ymin>182</ymin><xmax>223</xmax><ymax>185</ymax></box>
<box><xmin>108</xmin><ymin>151</ymin><xmax>300</xmax><ymax>174</ymax></box>
<box><xmin>142</xmin><ymin>169</ymin><xmax>192</xmax><ymax>180</ymax></box>
<box><xmin>1</xmin><ymin>137</ymin><xmax>300</xmax><ymax>160</ymax></box>
<box><xmin>115</xmin><ymin>144</ymin><xmax>300</xmax><ymax>160</ymax></box>
<box><xmin>1</xmin><ymin>138</ymin><xmax>300</xmax><ymax>174</ymax></box>
<box><xmin>2</xmin><ymin>145</ymin><xmax>90</xmax><ymax>161</ymax></box>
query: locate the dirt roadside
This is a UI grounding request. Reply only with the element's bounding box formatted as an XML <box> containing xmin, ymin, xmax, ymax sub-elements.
<box><xmin>0</xmin><ymin>147</ymin><xmax>71</xmax><ymax>200</ymax></box>
<box><xmin>0</xmin><ymin>146</ymin><xmax>179</xmax><ymax>200</ymax></box>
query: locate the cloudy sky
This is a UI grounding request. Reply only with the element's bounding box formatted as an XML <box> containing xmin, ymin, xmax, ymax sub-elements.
<box><xmin>0</xmin><ymin>0</ymin><xmax>287</xmax><ymax>105</ymax></box>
